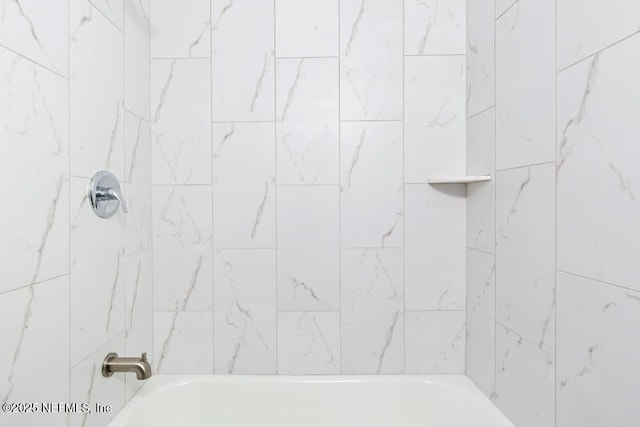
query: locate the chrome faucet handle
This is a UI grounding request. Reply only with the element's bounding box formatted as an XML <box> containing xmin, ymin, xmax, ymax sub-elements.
<box><xmin>101</xmin><ymin>187</ymin><xmax>128</xmax><ymax>214</ymax></box>
<box><xmin>88</xmin><ymin>170</ymin><xmax>128</xmax><ymax>218</ymax></box>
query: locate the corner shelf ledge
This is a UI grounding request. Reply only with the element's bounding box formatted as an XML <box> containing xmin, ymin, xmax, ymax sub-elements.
<box><xmin>427</xmin><ymin>175</ymin><xmax>492</xmax><ymax>184</ymax></box>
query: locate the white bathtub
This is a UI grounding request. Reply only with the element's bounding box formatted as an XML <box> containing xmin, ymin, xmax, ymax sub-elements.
<box><xmin>109</xmin><ymin>375</ymin><xmax>513</xmax><ymax>427</ymax></box>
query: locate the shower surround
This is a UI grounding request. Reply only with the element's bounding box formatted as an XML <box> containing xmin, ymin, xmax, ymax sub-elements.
<box><xmin>149</xmin><ymin>0</ymin><xmax>467</xmax><ymax>376</ymax></box>
<box><xmin>466</xmin><ymin>0</ymin><xmax>640</xmax><ymax>426</ymax></box>
<box><xmin>1</xmin><ymin>0</ymin><xmax>151</xmax><ymax>425</ymax></box>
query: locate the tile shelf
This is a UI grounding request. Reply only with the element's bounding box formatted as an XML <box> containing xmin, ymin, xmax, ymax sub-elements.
<box><xmin>427</xmin><ymin>175</ymin><xmax>492</xmax><ymax>184</ymax></box>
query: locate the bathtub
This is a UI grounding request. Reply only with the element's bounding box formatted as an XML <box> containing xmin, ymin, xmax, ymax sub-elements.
<box><xmin>108</xmin><ymin>375</ymin><xmax>513</xmax><ymax>427</ymax></box>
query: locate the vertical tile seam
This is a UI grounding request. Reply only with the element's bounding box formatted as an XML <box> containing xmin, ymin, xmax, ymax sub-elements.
<box><xmin>148</xmin><ymin>0</ymin><xmax>154</xmax><ymax>378</ymax></box>
<box><xmin>553</xmin><ymin>0</ymin><xmax>558</xmax><ymax>423</ymax></box>
<box><xmin>493</xmin><ymin>0</ymin><xmax>498</xmax><ymax>403</ymax></box>
<box><xmin>122</xmin><ymin>0</ymin><xmax>129</xmax><ymax>398</ymax></box>
<box><xmin>337</xmin><ymin>0</ymin><xmax>343</xmax><ymax>375</ymax></box>
<box><xmin>401</xmin><ymin>0</ymin><xmax>406</xmax><ymax>375</ymax></box>
<box><xmin>68</xmin><ymin>0</ymin><xmax>72</xmax><ymax>405</ymax></box>
<box><xmin>273</xmin><ymin>0</ymin><xmax>279</xmax><ymax>375</ymax></box>
<box><xmin>210</xmin><ymin>0</ymin><xmax>215</xmax><ymax>375</ymax></box>
<box><xmin>122</xmin><ymin>0</ymin><xmax>127</xmax><ymax>370</ymax></box>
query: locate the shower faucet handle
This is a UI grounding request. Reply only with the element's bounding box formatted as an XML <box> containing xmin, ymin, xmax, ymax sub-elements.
<box><xmin>97</xmin><ymin>187</ymin><xmax>128</xmax><ymax>214</ymax></box>
<box><xmin>88</xmin><ymin>170</ymin><xmax>128</xmax><ymax>218</ymax></box>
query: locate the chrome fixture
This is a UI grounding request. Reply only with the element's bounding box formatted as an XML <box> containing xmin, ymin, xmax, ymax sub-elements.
<box><xmin>102</xmin><ymin>352</ymin><xmax>152</xmax><ymax>380</ymax></box>
<box><xmin>88</xmin><ymin>170</ymin><xmax>128</xmax><ymax>218</ymax></box>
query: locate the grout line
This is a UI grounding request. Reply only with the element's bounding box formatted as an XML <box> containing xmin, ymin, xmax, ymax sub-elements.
<box><xmin>150</xmin><ymin>183</ymin><xmax>214</xmax><ymax>187</ymax></box>
<box><xmin>210</xmin><ymin>0</ymin><xmax>215</xmax><ymax>375</ymax></box>
<box><xmin>122</xmin><ymin>0</ymin><xmax>127</xmax><ymax>371</ymax></box>
<box><xmin>401</xmin><ymin>0</ymin><xmax>407</xmax><ymax>375</ymax></box>
<box><xmin>337</xmin><ymin>0</ymin><xmax>343</xmax><ymax>375</ymax></box>
<box><xmin>554</xmin><ymin>0</ymin><xmax>558</xmax><ymax>421</ymax></box>
<box><xmin>212</xmin><ymin>119</ymin><xmax>275</xmax><ymax>124</ymax></box>
<box><xmin>275</xmin><ymin>55</ymin><xmax>340</xmax><ymax>60</ymax></box>
<box><xmin>124</xmin><ymin>108</ymin><xmax>150</xmax><ymax>122</ymax></box>
<box><xmin>211</xmin><ymin>246</ymin><xmax>278</xmax><ymax>250</ymax></box>
<box><xmin>466</xmin><ymin>246</ymin><xmax>495</xmax><ymax>256</ymax></box>
<box><xmin>0</xmin><ymin>273</ymin><xmax>70</xmax><ymax>296</ymax></box>
<box><xmin>495</xmin><ymin>0</ymin><xmax>517</xmax><ymax>22</ymax></box>
<box><xmin>148</xmin><ymin>0</ymin><xmax>155</xmax><ymax>374</ymax></box>
<box><xmin>273</xmin><ymin>0</ymin><xmax>279</xmax><ymax>375</ymax></box>
<box><xmin>466</xmin><ymin>104</ymin><xmax>495</xmax><ymax>121</ymax></box>
<box><xmin>464</xmin><ymin>0</ymin><xmax>469</xmax><ymax>379</ymax></box>
<box><xmin>493</xmin><ymin>0</ymin><xmax>498</xmax><ymax>402</ymax></box>
<box><xmin>68</xmin><ymin>0</ymin><xmax>72</xmax><ymax>405</ymax></box>
<box><xmin>556</xmin><ymin>29</ymin><xmax>640</xmax><ymax>74</ymax></box>
<box><xmin>71</xmin><ymin>332</ymin><xmax>126</xmax><ymax>369</ymax></box>
<box><xmin>150</xmin><ymin>56</ymin><xmax>211</xmax><ymax>60</ymax></box>
<box><xmin>276</xmin><ymin>183</ymin><xmax>340</xmax><ymax>187</ymax></box>
<box><xmin>556</xmin><ymin>269</ymin><xmax>640</xmax><ymax>295</ymax></box>
<box><xmin>495</xmin><ymin>160</ymin><xmax>555</xmax><ymax>173</ymax></box>
<box><xmin>0</xmin><ymin>43</ymin><xmax>68</xmax><ymax>80</ymax></box>
<box><xmin>340</xmin><ymin>119</ymin><xmax>404</xmax><ymax>123</ymax></box>
<box><xmin>403</xmin><ymin>53</ymin><xmax>466</xmax><ymax>57</ymax></box>
<box><xmin>88</xmin><ymin>0</ymin><xmax>124</xmax><ymax>34</ymax></box>
<box><xmin>495</xmin><ymin>321</ymin><xmax>555</xmax><ymax>358</ymax></box>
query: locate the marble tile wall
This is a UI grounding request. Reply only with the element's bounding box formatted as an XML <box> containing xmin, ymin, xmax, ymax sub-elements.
<box><xmin>0</xmin><ymin>0</ymin><xmax>151</xmax><ymax>426</ymax></box>
<box><xmin>466</xmin><ymin>0</ymin><xmax>640</xmax><ymax>425</ymax></box>
<box><xmin>150</xmin><ymin>0</ymin><xmax>467</xmax><ymax>376</ymax></box>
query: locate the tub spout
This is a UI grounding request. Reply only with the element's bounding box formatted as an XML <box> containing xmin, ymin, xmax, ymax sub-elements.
<box><xmin>102</xmin><ymin>352</ymin><xmax>152</xmax><ymax>380</ymax></box>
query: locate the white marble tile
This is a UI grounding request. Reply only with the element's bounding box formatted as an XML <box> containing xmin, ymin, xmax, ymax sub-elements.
<box><xmin>495</xmin><ymin>324</ymin><xmax>555</xmax><ymax>427</ymax></box>
<box><xmin>213</xmin><ymin>249</ymin><xmax>277</xmax><ymax>374</ymax></box>
<box><xmin>275</xmin><ymin>0</ymin><xmax>338</xmax><ymax>57</ymax></box>
<box><xmin>467</xmin><ymin>0</ymin><xmax>495</xmax><ymax>116</ymax></box>
<box><xmin>151</xmin><ymin>58</ymin><xmax>211</xmax><ymax>185</ymax></box>
<box><xmin>277</xmin><ymin>186</ymin><xmax>340</xmax><ymax>311</ymax></box>
<box><xmin>278</xmin><ymin>312</ymin><xmax>340</xmax><ymax>374</ymax></box>
<box><xmin>0</xmin><ymin>276</ymin><xmax>69</xmax><ymax>427</ymax></box>
<box><xmin>70</xmin><ymin>335</ymin><xmax>125</xmax><ymax>427</ymax></box>
<box><xmin>70</xmin><ymin>178</ymin><xmax>126</xmax><ymax>365</ymax></box>
<box><xmin>150</xmin><ymin>0</ymin><xmax>210</xmax><ymax>58</ymax></box>
<box><xmin>70</xmin><ymin>0</ymin><xmax>124</xmax><ymax>178</ymax></box>
<box><xmin>125</xmin><ymin>0</ymin><xmax>150</xmax><ymax>119</ymax></box>
<box><xmin>212</xmin><ymin>0</ymin><xmax>274</xmax><ymax>121</ymax></box>
<box><xmin>340</xmin><ymin>0</ymin><xmax>402</xmax><ymax>121</ymax></box>
<box><xmin>0</xmin><ymin>48</ymin><xmax>69</xmax><ymax>294</ymax></box>
<box><xmin>341</xmin><ymin>249</ymin><xmax>404</xmax><ymax>374</ymax></box>
<box><xmin>405</xmin><ymin>311</ymin><xmax>465</xmax><ymax>374</ymax></box>
<box><xmin>495</xmin><ymin>0</ymin><xmax>555</xmax><ymax>170</ymax></box>
<box><xmin>405</xmin><ymin>184</ymin><xmax>466</xmax><ymax>310</ymax></box>
<box><xmin>152</xmin><ymin>185</ymin><xmax>213</xmax><ymax>311</ymax></box>
<box><xmin>154</xmin><ymin>311</ymin><xmax>213</xmax><ymax>374</ymax></box>
<box><xmin>213</xmin><ymin>123</ymin><xmax>276</xmax><ymax>248</ymax></box>
<box><xmin>0</xmin><ymin>0</ymin><xmax>68</xmax><ymax>76</ymax></box>
<box><xmin>495</xmin><ymin>164</ymin><xmax>555</xmax><ymax>354</ymax></box>
<box><xmin>495</xmin><ymin>0</ymin><xmax>516</xmax><ymax>18</ymax></box>
<box><xmin>557</xmin><ymin>35</ymin><xmax>640</xmax><ymax>292</ymax></box>
<box><xmin>404</xmin><ymin>56</ymin><xmax>466</xmax><ymax>182</ymax></box>
<box><xmin>340</xmin><ymin>121</ymin><xmax>403</xmax><ymax>248</ymax></box>
<box><xmin>124</xmin><ymin>251</ymin><xmax>152</xmax><ymax>400</ymax></box>
<box><xmin>466</xmin><ymin>249</ymin><xmax>496</xmax><ymax>399</ymax></box>
<box><xmin>276</xmin><ymin>58</ymin><xmax>339</xmax><ymax>185</ymax></box>
<box><xmin>467</xmin><ymin>108</ymin><xmax>495</xmax><ymax>253</ymax></box>
<box><xmin>557</xmin><ymin>272</ymin><xmax>640</xmax><ymax>426</ymax></box>
<box><xmin>467</xmin><ymin>179</ymin><xmax>496</xmax><ymax>253</ymax></box>
<box><xmin>90</xmin><ymin>0</ymin><xmax>124</xmax><ymax>30</ymax></box>
<box><xmin>124</xmin><ymin>111</ymin><xmax>151</xmax><ymax>255</ymax></box>
<box><xmin>404</xmin><ymin>0</ymin><xmax>465</xmax><ymax>55</ymax></box>
<box><xmin>557</xmin><ymin>0</ymin><xmax>640</xmax><ymax>70</ymax></box>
